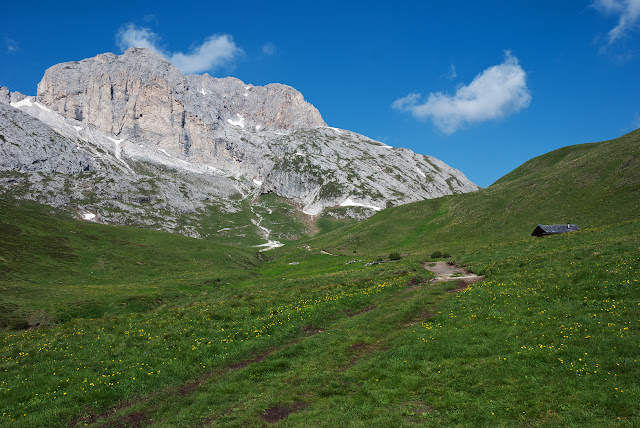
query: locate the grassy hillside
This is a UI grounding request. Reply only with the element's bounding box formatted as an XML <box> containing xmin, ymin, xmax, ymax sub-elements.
<box><xmin>0</xmin><ymin>199</ymin><xmax>258</xmax><ymax>329</ymax></box>
<box><xmin>1</xmin><ymin>128</ymin><xmax>639</xmax><ymax>426</ymax></box>
<box><xmin>309</xmin><ymin>128</ymin><xmax>640</xmax><ymax>258</ymax></box>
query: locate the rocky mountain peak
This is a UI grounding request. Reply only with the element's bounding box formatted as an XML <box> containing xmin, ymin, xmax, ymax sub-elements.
<box><xmin>36</xmin><ymin>48</ymin><xmax>325</xmax><ymax>140</ymax></box>
<box><xmin>2</xmin><ymin>49</ymin><xmax>478</xmax><ymax>239</ymax></box>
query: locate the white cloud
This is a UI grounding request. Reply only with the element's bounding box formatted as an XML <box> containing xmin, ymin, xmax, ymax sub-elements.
<box><xmin>593</xmin><ymin>0</ymin><xmax>640</xmax><ymax>45</ymax></box>
<box><xmin>170</xmin><ymin>35</ymin><xmax>242</xmax><ymax>74</ymax></box>
<box><xmin>116</xmin><ymin>24</ymin><xmax>160</xmax><ymax>52</ymax></box>
<box><xmin>392</xmin><ymin>52</ymin><xmax>531</xmax><ymax>134</ymax></box>
<box><xmin>5</xmin><ymin>38</ymin><xmax>18</xmax><ymax>53</ymax></box>
<box><xmin>115</xmin><ymin>24</ymin><xmax>243</xmax><ymax>74</ymax></box>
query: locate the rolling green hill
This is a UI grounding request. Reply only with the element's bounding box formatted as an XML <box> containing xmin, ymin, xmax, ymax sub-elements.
<box><xmin>308</xmin><ymin>128</ymin><xmax>640</xmax><ymax>258</ymax></box>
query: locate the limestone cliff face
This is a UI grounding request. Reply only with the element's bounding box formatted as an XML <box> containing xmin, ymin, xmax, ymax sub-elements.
<box><xmin>38</xmin><ymin>50</ymin><xmax>189</xmax><ymax>152</ymax></box>
<box><xmin>23</xmin><ymin>48</ymin><xmax>478</xmax><ymax>218</ymax></box>
<box><xmin>186</xmin><ymin>75</ymin><xmax>326</xmax><ymax>130</ymax></box>
<box><xmin>36</xmin><ymin>48</ymin><xmax>326</xmax><ymax>175</ymax></box>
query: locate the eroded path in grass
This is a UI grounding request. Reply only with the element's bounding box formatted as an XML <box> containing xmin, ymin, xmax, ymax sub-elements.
<box><xmin>424</xmin><ymin>261</ymin><xmax>484</xmax><ymax>284</ymax></box>
<box><xmin>80</xmin><ymin>271</ymin><xmax>451</xmax><ymax>427</ymax></box>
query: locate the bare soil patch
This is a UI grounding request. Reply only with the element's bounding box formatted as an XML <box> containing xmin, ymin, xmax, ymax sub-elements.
<box><xmin>406</xmin><ymin>312</ymin><xmax>435</xmax><ymax>326</ymax></box>
<box><xmin>261</xmin><ymin>401</ymin><xmax>307</xmax><ymax>423</ymax></box>
<box><xmin>446</xmin><ymin>276</ymin><xmax>485</xmax><ymax>293</ymax></box>
<box><xmin>95</xmin><ymin>410</ymin><xmax>148</xmax><ymax>428</ymax></box>
<box><xmin>424</xmin><ymin>261</ymin><xmax>484</xmax><ymax>288</ymax></box>
<box><xmin>345</xmin><ymin>342</ymin><xmax>379</xmax><ymax>368</ymax></box>
<box><xmin>118</xmin><ymin>411</ymin><xmax>148</xmax><ymax>427</ymax></box>
<box><xmin>228</xmin><ymin>349</ymin><xmax>273</xmax><ymax>369</ymax></box>
<box><xmin>350</xmin><ymin>342</ymin><xmax>372</xmax><ymax>351</ymax></box>
<box><xmin>344</xmin><ymin>305</ymin><xmax>377</xmax><ymax>317</ymax></box>
<box><xmin>178</xmin><ymin>377</ymin><xmax>208</xmax><ymax>397</ymax></box>
<box><xmin>72</xmin><ymin>399</ymin><xmax>139</xmax><ymax>427</ymax></box>
<box><xmin>406</xmin><ymin>275</ymin><xmax>428</xmax><ymax>286</ymax></box>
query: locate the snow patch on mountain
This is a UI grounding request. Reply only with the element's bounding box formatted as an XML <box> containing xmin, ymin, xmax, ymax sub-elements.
<box><xmin>340</xmin><ymin>198</ymin><xmax>381</xmax><ymax>211</ymax></box>
<box><xmin>227</xmin><ymin>114</ymin><xmax>245</xmax><ymax>128</ymax></box>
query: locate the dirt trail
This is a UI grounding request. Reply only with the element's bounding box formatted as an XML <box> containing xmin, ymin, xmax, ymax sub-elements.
<box><xmin>320</xmin><ymin>250</ymin><xmax>339</xmax><ymax>256</ymax></box>
<box><xmin>424</xmin><ymin>261</ymin><xmax>484</xmax><ymax>285</ymax></box>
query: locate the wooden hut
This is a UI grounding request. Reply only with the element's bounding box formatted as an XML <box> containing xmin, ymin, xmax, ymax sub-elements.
<box><xmin>531</xmin><ymin>224</ymin><xmax>580</xmax><ymax>237</ymax></box>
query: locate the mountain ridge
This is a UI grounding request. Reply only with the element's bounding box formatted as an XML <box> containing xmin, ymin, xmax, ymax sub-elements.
<box><xmin>1</xmin><ymin>48</ymin><xmax>478</xmax><ymax>243</ymax></box>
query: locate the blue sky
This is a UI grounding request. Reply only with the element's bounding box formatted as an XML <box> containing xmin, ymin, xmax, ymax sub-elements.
<box><xmin>2</xmin><ymin>0</ymin><xmax>639</xmax><ymax>187</ymax></box>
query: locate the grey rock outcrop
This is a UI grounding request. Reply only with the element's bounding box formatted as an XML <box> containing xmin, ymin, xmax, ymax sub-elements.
<box><xmin>0</xmin><ymin>86</ymin><xmax>8</xmax><ymax>104</ymax></box>
<box><xmin>0</xmin><ymin>86</ymin><xmax>27</xmax><ymax>105</ymax></box>
<box><xmin>0</xmin><ymin>96</ymin><xmax>254</xmax><ymax>237</ymax></box>
<box><xmin>37</xmin><ymin>49</ymin><xmax>326</xmax><ymax>136</ymax></box>
<box><xmin>0</xmin><ymin>102</ymin><xmax>94</xmax><ymax>173</ymax></box>
<box><xmin>270</xmin><ymin>127</ymin><xmax>477</xmax><ymax>213</ymax></box>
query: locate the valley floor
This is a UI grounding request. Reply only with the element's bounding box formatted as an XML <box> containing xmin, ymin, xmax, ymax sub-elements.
<box><xmin>1</xmin><ymin>206</ymin><xmax>639</xmax><ymax>426</ymax></box>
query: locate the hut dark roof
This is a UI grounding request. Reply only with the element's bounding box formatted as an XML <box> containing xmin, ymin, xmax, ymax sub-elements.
<box><xmin>532</xmin><ymin>224</ymin><xmax>580</xmax><ymax>237</ymax></box>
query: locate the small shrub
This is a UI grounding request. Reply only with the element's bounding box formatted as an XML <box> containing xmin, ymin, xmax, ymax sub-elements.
<box><xmin>389</xmin><ymin>252</ymin><xmax>402</xmax><ymax>261</ymax></box>
<box><xmin>431</xmin><ymin>250</ymin><xmax>442</xmax><ymax>259</ymax></box>
<box><xmin>442</xmin><ymin>252</ymin><xmax>451</xmax><ymax>258</ymax></box>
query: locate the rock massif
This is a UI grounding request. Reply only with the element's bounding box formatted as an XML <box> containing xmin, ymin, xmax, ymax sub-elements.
<box><xmin>36</xmin><ymin>48</ymin><xmax>326</xmax><ymax>180</ymax></box>
<box><xmin>1</xmin><ymin>48</ymin><xmax>478</xmax><ymax>241</ymax></box>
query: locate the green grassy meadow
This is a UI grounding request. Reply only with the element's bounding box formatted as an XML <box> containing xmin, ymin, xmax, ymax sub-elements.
<box><xmin>0</xmin><ymin>199</ymin><xmax>259</xmax><ymax>329</ymax></box>
<box><xmin>1</xmin><ymin>129</ymin><xmax>639</xmax><ymax>426</ymax></box>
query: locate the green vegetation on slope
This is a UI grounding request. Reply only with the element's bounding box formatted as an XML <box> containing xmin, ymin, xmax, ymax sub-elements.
<box><xmin>1</xmin><ymin>239</ymin><xmax>427</xmax><ymax>426</ymax></box>
<box><xmin>0</xmin><ymin>198</ymin><xmax>258</xmax><ymax>329</ymax></box>
<box><xmin>0</xmin><ymin>128</ymin><xmax>639</xmax><ymax>426</ymax></box>
<box><xmin>309</xmin><ymin>128</ymin><xmax>640</xmax><ymax>257</ymax></box>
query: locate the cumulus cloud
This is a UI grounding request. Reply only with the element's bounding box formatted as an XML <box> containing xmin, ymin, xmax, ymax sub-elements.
<box><xmin>392</xmin><ymin>52</ymin><xmax>531</xmax><ymax>134</ymax></box>
<box><xmin>593</xmin><ymin>0</ymin><xmax>640</xmax><ymax>45</ymax></box>
<box><xmin>115</xmin><ymin>24</ymin><xmax>243</xmax><ymax>74</ymax></box>
<box><xmin>116</xmin><ymin>24</ymin><xmax>160</xmax><ymax>52</ymax></box>
<box><xmin>169</xmin><ymin>35</ymin><xmax>242</xmax><ymax>74</ymax></box>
